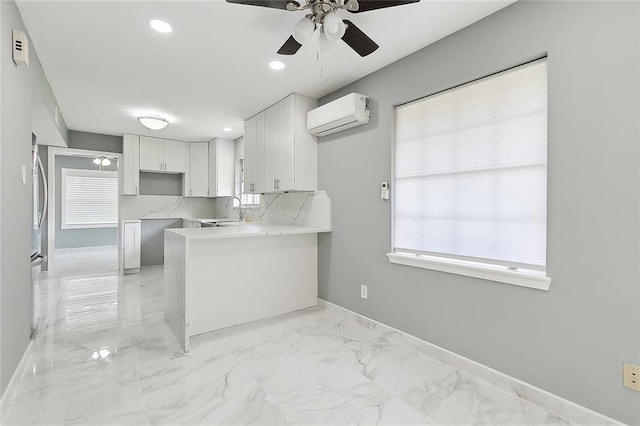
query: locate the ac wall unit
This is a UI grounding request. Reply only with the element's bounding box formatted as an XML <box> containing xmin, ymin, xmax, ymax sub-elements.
<box><xmin>307</xmin><ymin>93</ymin><xmax>370</xmax><ymax>137</ymax></box>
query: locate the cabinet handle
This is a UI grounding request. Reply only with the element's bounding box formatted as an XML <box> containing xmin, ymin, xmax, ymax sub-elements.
<box><xmin>190</xmin><ymin>189</ymin><xmax>193</xmax><ymax>196</ymax></box>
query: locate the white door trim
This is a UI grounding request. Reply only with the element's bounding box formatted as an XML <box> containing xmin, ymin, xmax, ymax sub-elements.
<box><xmin>46</xmin><ymin>146</ymin><xmax>123</xmax><ymax>274</ymax></box>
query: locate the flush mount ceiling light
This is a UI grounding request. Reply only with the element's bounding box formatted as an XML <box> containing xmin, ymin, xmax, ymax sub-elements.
<box><xmin>269</xmin><ymin>60</ymin><xmax>285</xmax><ymax>70</ymax></box>
<box><xmin>137</xmin><ymin>116</ymin><xmax>169</xmax><ymax>130</ymax></box>
<box><xmin>149</xmin><ymin>19</ymin><xmax>172</xmax><ymax>33</ymax></box>
<box><xmin>223</xmin><ymin>127</ymin><xmax>232</xmax><ymax>132</ymax></box>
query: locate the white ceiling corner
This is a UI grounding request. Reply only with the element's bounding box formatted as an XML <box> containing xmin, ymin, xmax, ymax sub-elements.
<box><xmin>17</xmin><ymin>0</ymin><xmax>515</xmax><ymax>142</ymax></box>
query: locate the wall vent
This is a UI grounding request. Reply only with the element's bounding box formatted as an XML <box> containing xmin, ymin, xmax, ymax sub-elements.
<box><xmin>12</xmin><ymin>30</ymin><xmax>29</xmax><ymax>67</ymax></box>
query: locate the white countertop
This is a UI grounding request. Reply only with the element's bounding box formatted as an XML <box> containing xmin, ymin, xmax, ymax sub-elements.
<box><xmin>165</xmin><ymin>223</ymin><xmax>331</xmax><ymax>240</ymax></box>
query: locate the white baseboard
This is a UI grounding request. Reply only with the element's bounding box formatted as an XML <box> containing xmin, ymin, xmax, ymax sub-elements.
<box><xmin>0</xmin><ymin>340</ymin><xmax>34</xmax><ymax>414</ymax></box>
<box><xmin>317</xmin><ymin>298</ymin><xmax>624</xmax><ymax>426</ymax></box>
<box><xmin>55</xmin><ymin>245</ymin><xmax>118</xmax><ymax>255</ymax></box>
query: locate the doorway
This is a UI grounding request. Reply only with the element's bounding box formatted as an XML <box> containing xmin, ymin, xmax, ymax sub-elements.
<box><xmin>46</xmin><ymin>147</ymin><xmax>122</xmax><ymax>276</ymax></box>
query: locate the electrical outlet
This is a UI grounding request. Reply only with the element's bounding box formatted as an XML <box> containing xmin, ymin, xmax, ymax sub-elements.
<box><xmin>360</xmin><ymin>284</ymin><xmax>368</xmax><ymax>300</ymax></box>
<box><xmin>624</xmin><ymin>363</ymin><xmax>640</xmax><ymax>391</ymax></box>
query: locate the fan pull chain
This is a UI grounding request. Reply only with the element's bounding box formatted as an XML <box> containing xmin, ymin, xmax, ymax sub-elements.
<box><xmin>317</xmin><ymin>28</ymin><xmax>324</xmax><ymax>77</ymax></box>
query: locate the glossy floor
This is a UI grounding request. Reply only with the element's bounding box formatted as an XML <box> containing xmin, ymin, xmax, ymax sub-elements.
<box><xmin>4</xmin><ymin>257</ymin><xmax>573</xmax><ymax>425</ymax></box>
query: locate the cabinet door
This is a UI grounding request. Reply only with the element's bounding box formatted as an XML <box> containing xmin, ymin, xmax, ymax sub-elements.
<box><xmin>265</xmin><ymin>103</ymin><xmax>283</xmax><ymax>192</ymax></box>
<box><xmin>163</xmin><ymin>139</ymin><xmax>186</xmax><ymax>173</ymax></box>
<box><xmin>254</xmin><ymin>112</ymin><xmax>267</xmax><ymax>193</ymax></box>
<box><xmin>244</xmin><ymin>115</ymin><xmax>256</xmax><ymax>193</ymax></box>
<box><xmin>279</xmin><ymin>94</ymin><xmax>296</xmax><ymax>191</ymax></box>
<box><xmin>188</xmin><ymin>142</ymin><xmax>209</xmax><ymax>196</ymax></box>
<box><xmin>245</xmin><ymin>112</ymin><xmax>266</xmax><ymax>194</ymax></box>
<box><xmin>124</xmin><ymin>222</ymin><xmax>141</xmax><ymax>269</ymax></box>
<box><xmin>139</xmin><ymin>136</ymin><xmax>163</xmax><ymax>171</ymax></box>
<box><xmin>123</xmin><ymin>134</ymin><xmax>139</xmax><ymax>195</ymax></box>
<box><xmin>209</xmin><ymin>138</ymin><xmax>235</xmax><ymax>197</ymax></box>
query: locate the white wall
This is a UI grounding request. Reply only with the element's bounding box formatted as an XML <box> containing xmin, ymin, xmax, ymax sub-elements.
<box><xmin>317</xmin><ymin>1</ymin><xmax>640</xmax><ymax>423</ymax></box>
<box><xmin>0</xmin><ymin>0</ymin><xmax>68</xmax><ymax>395</ymax></box>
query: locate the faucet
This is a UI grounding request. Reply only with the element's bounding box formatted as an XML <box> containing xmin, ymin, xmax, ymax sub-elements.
<box><xmin>225</xmin><ymin>196</ymin><xmax>244</xmax><ymax>221</ymax></box>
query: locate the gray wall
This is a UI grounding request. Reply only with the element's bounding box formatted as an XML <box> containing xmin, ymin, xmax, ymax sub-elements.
<box><xmin>0</xmin><ymin>0</ymin><xmax>68</xmax><ymax>395</ymax></box>
<box><xmin>140</xmin><ymin>219</ymin><xmax>182</xmax><ymax>266</ymax></box>
<box><xmin>139</xmin><ymin>172</ymin><xmax>183</xmax><ymax>196</ymax></box>
<box><xmin>317</xmin><ymin>1</ymin><xmax>639</xmax><ymax>423</ymax></box>
<box><xmin>68</xmin><ymin>130</ymin><xmax>122</xmax><ymax>153</ymax></box>
<box><xmin>54</xmin><ymin>156</ymin><xmax>118</xmax><ymax>249</ymax></box>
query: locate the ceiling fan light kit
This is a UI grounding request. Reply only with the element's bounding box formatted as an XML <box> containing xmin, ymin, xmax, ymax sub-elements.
<box><xmin>293</xmin><ymin>15</ymin><xmax>315</xmax><ymax>44</ymax></box>
<box><xmin>322</xmin><ymin>12</ymin><xmax>346</xmax><ymax>41</ymax></box>
<box><xmin>226</xmin><ymin>0</ymin><xmax>420</xmax><ymax>57</ymax></box>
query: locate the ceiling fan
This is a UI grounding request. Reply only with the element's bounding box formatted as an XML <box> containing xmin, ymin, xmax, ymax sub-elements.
<box><xmin>226</xmin><ymin>0</ymin><xmax>421</xmax><ymax>57</ymax></box>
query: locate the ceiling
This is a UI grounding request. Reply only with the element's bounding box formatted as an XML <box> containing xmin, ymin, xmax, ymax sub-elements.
<box><xmin>17</xmin><ymin>0</ymin><xmax>514</xmax><ymax>142</ymax></box>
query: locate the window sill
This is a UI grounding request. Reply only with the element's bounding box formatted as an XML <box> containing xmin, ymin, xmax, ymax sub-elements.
<box><xmin>386</xmin><ymin>252</ymin><xmax>551</xmax><ymax>291</ymax></box>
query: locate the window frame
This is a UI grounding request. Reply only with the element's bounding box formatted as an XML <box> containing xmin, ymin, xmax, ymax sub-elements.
<box><xmin>61</xmin><ymin>168</ymin><xmax>118</xmax><ymax>230</ymax></box>
<box><xmin>388</xmin><ymin>58</ymin><xmax>551</xmax><ymax>291</ymax></box>
<box><xmin>237</xmin><ymin>158</ymin><xmax>261</xmax><ymax>208</ymax></box>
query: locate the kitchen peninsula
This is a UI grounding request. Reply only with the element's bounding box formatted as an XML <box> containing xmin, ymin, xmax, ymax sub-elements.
<box><xmin>163</xmin><ymin>191</ymin><xmax>331</xmax><ymax>351</ymax></box>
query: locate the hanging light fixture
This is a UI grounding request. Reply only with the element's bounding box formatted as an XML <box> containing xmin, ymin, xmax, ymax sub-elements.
<box><xmin>137</xmin><ymin>116</ymin><xmax>169</xmax><ymax>130</ymax></box>
<box><xmin>93</xmin><ymin>156</ymin><xmax>112</xmax><ymax>171</ymax></box>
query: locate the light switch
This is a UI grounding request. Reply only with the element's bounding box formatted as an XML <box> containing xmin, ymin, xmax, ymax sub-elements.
<box><xmin>381</xmin><ymin>181</ymin><xmax>389</xmax><ymax>200</ymax></box>
<box><xmin>21</xmin><ymin>165</ymin><xmax>27</xmax><ymax>184</ymax></box>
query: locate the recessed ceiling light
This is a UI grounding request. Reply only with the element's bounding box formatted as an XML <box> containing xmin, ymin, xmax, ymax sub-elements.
<box><xmin>138</xmin><ymin>116</ymin><xmax>169</xmax><ymax>130</ymax></box>
<box><xmin>149</xmin><ymin>19</ymin><xmax>172</xmax><ymax>34</ymax></box>
<box><xmin>269</xmin><ymin>61</ymin><xmax>285</xmax><ymax>70</ymax></box>
<box><xmin>223</xmin><ymin>127</ymin><xmax>232</xmax><ymax>132</ymax></box>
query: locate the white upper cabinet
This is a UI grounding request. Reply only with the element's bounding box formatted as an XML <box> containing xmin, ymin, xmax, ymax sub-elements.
<box><xmin>186</xmin><ymin>142</ymin><xmax>209</xmax><ymax>197</ymax></box>
<box><xmin>184</xmin><ymin>139</ymin><xmax>235</xmax><ymax>198</ymax></box>
<box><xmin>209</xmin><ymin>138</ymin><xmax>235</xmax><ymax>197</ymax></box>
<box><xmin>163</xmin><ymin>139</ymin><xmax>186</xmax><ymax>173</ymax></box>
<box><xmin>244</xmin><ymin>111</ymin><xmax>266</xmax><ymax>194</ymax></box>
<box><xmin>139</xmin><ymin>136</ymin><xmax>185</xmax><ymax>173</ymax></box>
<box><xmin>139</xmin><ymin>136</ymin><xmax>163</xmax><ymax>171</ymax></box>
<box><xmin>123</xmin><ymin>134</ymin><xmax>139</xmax><ymax>195</ymax></box>
<box><xmin>247</xmin><ymin>93</ymin><xmax>317</xmax><ymax>194</ymax></box>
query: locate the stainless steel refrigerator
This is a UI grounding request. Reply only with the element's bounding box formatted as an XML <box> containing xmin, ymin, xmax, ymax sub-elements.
<box><xmin>30</xmin><ymin>133</ymin><xmax>47</xmax><ymax>336</ymax></box>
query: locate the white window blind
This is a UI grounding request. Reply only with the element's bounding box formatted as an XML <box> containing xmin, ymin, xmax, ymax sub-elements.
<box><xmin>61</xmin><ymin>169</ymin><xmax>118</xmax><ymax>229</ymax></box>
<box><xmin>394</xmin><ymin>59</ymin><xmax>547</xmax><ymax>270</ymax></box>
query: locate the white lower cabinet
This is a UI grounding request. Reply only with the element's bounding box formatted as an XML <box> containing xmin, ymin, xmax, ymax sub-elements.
<box><xmin>122</xmin><ymin>220</ymin><xmax>141</xmax><ymax>274</ymax></box>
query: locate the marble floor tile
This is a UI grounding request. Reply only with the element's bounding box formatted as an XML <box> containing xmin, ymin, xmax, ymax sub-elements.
<box><xmin>3</xmin><ymin>252</ymin><xmax>575</xmax><ymax>426</ymax></box>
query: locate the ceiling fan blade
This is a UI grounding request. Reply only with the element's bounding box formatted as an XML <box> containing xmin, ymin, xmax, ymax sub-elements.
<box><xmin>277</xmin><ymin>36</ymin><xmax>303</xmax><ymax>55</ymax></box>
<box><xmin>225</xmin><ymin>0</ymin><xmax>300</xmax><ymax>10</ymax></box>
<box><xmin>341</xmin><ymin>20</ymin><xmax>379</xmax><ymax>57</ymax></box>
<box><xmin>348</xmin><ymin>0</ymin><xmax>420</xmax><ymax>13</ymax></box>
